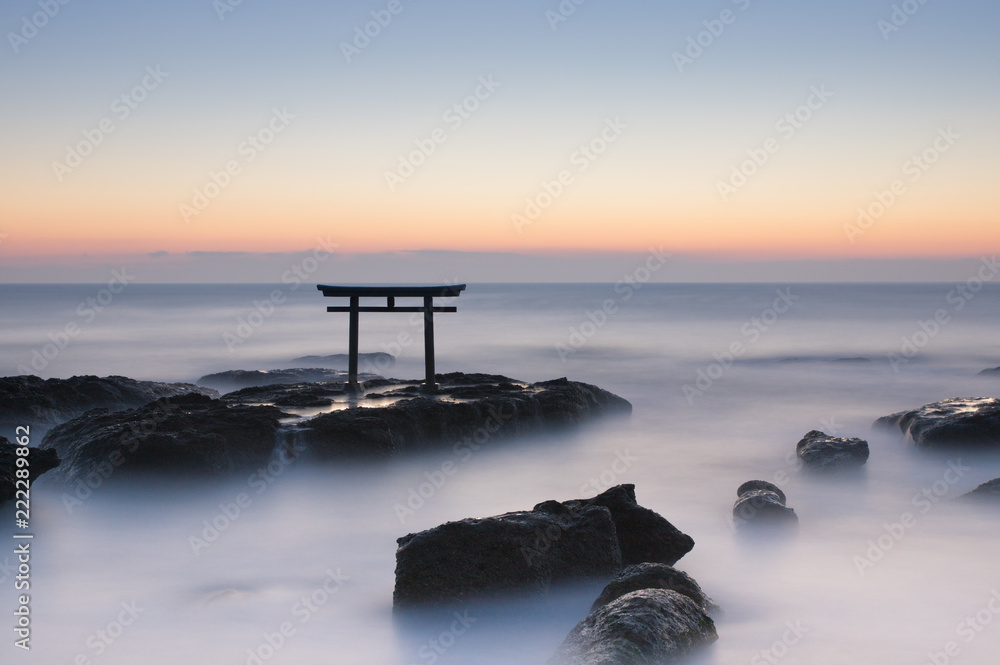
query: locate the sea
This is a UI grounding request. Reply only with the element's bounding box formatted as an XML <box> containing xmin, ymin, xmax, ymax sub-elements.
<box><xmin>1</xmin><ymin>282</ymin><xmax>999</xmax><ymax>664</ymax></box>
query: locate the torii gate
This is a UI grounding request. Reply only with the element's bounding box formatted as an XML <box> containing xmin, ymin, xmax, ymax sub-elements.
<box><xmin>316</xmin><ymin>284</ymin><xmax>467</xmax><ymax>391</ymax></box>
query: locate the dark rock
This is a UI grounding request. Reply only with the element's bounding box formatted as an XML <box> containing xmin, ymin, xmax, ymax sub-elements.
<box><xmin>297</xmin><ymin>373</ymin><xmax>632</xmax><ymax>459</ymax></box>
<box><xmin>557</xmin><ymin>485</ymin><xmax>693</xmax><ymax>567</ymax></box>
<box><xmin>291</xmin><ymin>353</ymin><xmax>394</xmax><ymax>369</ymax></box>
<box><xmin>874</xmin><ymin>398</ymin><xmax>1000</xmax><ymax>449</ymax></box>
<box><xmin>733</xmin><ymin>482</ymin><xmax>797</xmax><ymax>528</ymax></box>
<box><xmin>963</xmin><ymin>478</ymin><xmax>1000</xmax><ymax>502</ymax></box>
<box><xmin>736</xmin><ymin>480</ymin><xmax>786</xmax><ymax>505</ymax></box>
<box><xmin>550</xmin><ymin>589</ymin><xmax>718</xmax><ymax>665</ymax></box>
<box><xmin>0</xmin><ymin>436</ymin><xmax>60</xmax><ymax>506</ymax></box>
<box><xmin>796</xmin><ymin>430</ymin><xmax>869</xmax><ymax>470</ymax></box>
<box><xmin>590</xmin><ymin>563</ymin><xmax>718</xmax><ymax>615</ymax></box>
<box><xmin>393</xmin><ymin>504</ymin><xmax>621</xmax><ymax>609</ymax></box>
<box><xmin>41</xmin><ymin>393</ymin><xmax>288</xmax><ymax>481</ymax></box>
<box><xmin>0</xmin><ymin>375</ymin><xmax>215</xmax><ymax>431</ymax></box>
<box><xmin>222</xmin><ymin>382</ymin><xmax>347</xmax><ymax>408</ymax></box>
<box><xmin>393</xmin><ymin>484</ymin><xmax>691</xmax><ymax>609</ymax></box>
<box><xmin>196</xmin><ymin>368</ymin><xmax>366</xmax><ymax>392</ymax></box>
<box><xmin>977</xmin><ymin>367</ymin><xmax>1000</xmax><ymax>377</ymax></box>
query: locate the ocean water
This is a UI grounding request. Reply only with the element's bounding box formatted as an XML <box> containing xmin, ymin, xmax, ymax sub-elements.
<box><xmin>2</xmin><ymin>282</ymin><xmax>1000</xmax><ymax>664</ymax></box>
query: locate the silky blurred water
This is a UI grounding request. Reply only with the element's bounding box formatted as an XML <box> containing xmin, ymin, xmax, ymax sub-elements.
<box><xmin>2</xmin><ymin>283</ymin><xmax>1000</xmax><ymax>664</ymax></box>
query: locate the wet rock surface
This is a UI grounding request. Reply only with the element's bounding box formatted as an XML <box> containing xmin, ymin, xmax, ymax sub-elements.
<box><xmin>393</xmin><ymin>485</ymin><xmax>690</xmax><ymax>609</ymax></box>
<box><xmin>0</xmin><ymin>435</ymin><xmax>60</xmax><ymax>506</ymax></box>
<box><xmin>41</xmin><ymin>393</ymin><xmax>287</xmax><ymax>481</ymax></box>
<box><xmin>0</xmin><ymin>375</ymin><xmax>215</xmax><ymax>432</ymax></box>
<box><xmin>875</xmin><ymin>397</ymin><xmax>1000</xmax><ymax>448</ymax></box>
<box><xmin>590</xmin><ymin>563</ymin><xmax>718</xmax><ymax>615</ymax></box>
<box><xmin>197</xmin><ymin>368</ymin><xmax>364</xmax><ymax>392</ymax></box>
<box><xmin>297</xmin><ymin>373</ymin><xmax>632</xmax><ymax>459</ymax></box>
<box><xmin>550</xmin><ymin>589</ymin><xmax>718</xmax><ymax>665</ymax></box>
<box><xmin>796</xmin><ymin>430</ymin><xmax>869</xmax><ymax>470</ymax></box>
<box><xmin>733</xmin><ymin>481</ymin><xmax>797</xmax><ymax>528</ymax></box>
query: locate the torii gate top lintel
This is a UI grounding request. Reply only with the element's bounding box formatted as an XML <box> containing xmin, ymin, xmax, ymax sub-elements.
<box><xmin>316</xmin><ymin>284</ymin><xmax>467</xmax><ymax>391</ymax></box>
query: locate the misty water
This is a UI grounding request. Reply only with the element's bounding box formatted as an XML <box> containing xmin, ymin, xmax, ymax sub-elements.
<box><xmin>2</xmin><ymin>282</ymin><xmax>1000</xmax><ymax>664</ymax></box>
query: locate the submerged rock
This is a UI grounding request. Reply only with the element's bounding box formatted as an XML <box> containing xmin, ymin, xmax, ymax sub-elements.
<box><xmin>977</xmin><ymin>367</ymin><xmax>1000</xmax><ymax>377</ymax></box>
<box><xmin>796</xmin><ymin>430</ymin><xmax>869</xmax><ymax>470</ymax></box>
<box><xmin>963</xmin><ymin>478</ymin><xmax>1000</xmax><ymax>502</ymax></box>
<box><xmin>41</xmin><ymin>393</ymin><xmax>287</xmax><ymax>482</ymax></box>
<box><xmin>0</xmin><ymin>436</ymin><xmax>60</xmax><ymax>506</ymax></box>
<box><xmin>590</xmin><ymin>563</ymin><xmax>718</xmax><ymax>615</ymax></box>
<box><xmin>0</xmin><ymin>375</ymin><xmax>215</xmax><ymax>431</ymax></box>
<box><xmin>550</xmin><ymin>589</ymin><xmax>718</xmax><ymax>665</ymax></box>
<box><xmin>874</xmin><ymin>397</ymin><xmax>1000</xmax><ymax>449</ymax></box>
<box><xmin>297</xmin><ymin>374</ymin><xmax>632</xmax><ymax>459</ymax></box>
<box><xmin>292</xmin><ymin>353</ymin><xmax>394</xmax><ymax>369</ymax></box>
<box><xmin>733</xmin><ymin>481</ymin><xmax>797</xmax><ymax>528</ymax></box>
<box><xmin>393</xmin><ymin>485</ymin><xmax>691</xmax><ymax>609</ymax></box>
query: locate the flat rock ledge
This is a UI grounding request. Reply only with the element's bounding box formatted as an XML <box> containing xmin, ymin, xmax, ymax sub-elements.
<box><xmin>393</xmin><ymin>485</ymin><xmax>692</xmax><ymax>610</ymax></box>
<box><xmin>1</xmin><ymin>436</ymin><xmax>60</xmax><ymax>507</ymax></box>
<box><xmin>874</xmin><ymin>397</ymin><xmax>1000</xmax><ymax>449</ymax></box>
<box><xmin>291</xmin><ymin>373</ymin><xmax>633</xmax><ymax>459</ymax></box>
<box><xmin>0</xmin><ymin>375</ymin><xmax>215</xmax><ymax>431</ymax></box>
<box><xmin>41</xmin><ymin>393</ymin><xmax>287</xmax><ymax>482</ymax></box>
<box><xmin>796</xmin><ymin>430</ymin><xmax>869</xmax><ymax>470</ymax></box>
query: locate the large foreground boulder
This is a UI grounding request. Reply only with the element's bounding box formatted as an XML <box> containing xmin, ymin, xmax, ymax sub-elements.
<box><xmin>875</xmin><ymin>397</ymin><xmax>1000</xmax><ymax>448</ymax></box>
<box><xmin>297</xmin><ymin>374</ymin><xmax>632</xmax><ymax>459</ymax></box>
<box><xmin>0</xmin><ymin>436</ymin><xmax>60</xmax><ymax>506</ymax></box>
<box><xmin>590</xmin><ymin>563</ymin><xmax>718</xmax><ymax>615</ymax></box>
<box><xmin>733</xmin><ymin>481</ymin><xmax>797</xmax><ymax>529</ymax></box>
<box><xmin>0</xmin><ymin>375</ymin><xmax>215</xmax><ymax>431</ymax></box>
<box><xmin>550</xmin><ymin>589</ymin><xmax>718</xmax><ymax>665</ymax></box>
<box><xmin>42</xmin><ymin>393</ymin><xmax>287</xmax><ymax>481</ymax></box>
<box><xmin>796</xmin><ymin>430</ymin><xmax>869</xmax><ymax>470</ymax></box>
<box><xmin>394</xmin><ymin>503</ymin><xmax>621</xmax><ymax>609</ymax></box>
<box><xmin>393</xmin><ymin>485</ymin><xmax>691</xmax><ymax>609</ymax></box>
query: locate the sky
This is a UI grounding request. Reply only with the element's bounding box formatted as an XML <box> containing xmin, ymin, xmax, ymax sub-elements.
<box><xmin>0</xmin><ymin>0</ymin><xmax>997</xmax><ymax>282</ymax></box>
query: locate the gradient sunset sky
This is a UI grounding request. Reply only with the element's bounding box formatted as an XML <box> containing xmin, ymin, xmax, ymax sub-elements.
<box><xmin>1</xmin><ymin>0</ymin><xmax>997</xmax><ymax>280</ymax></box>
